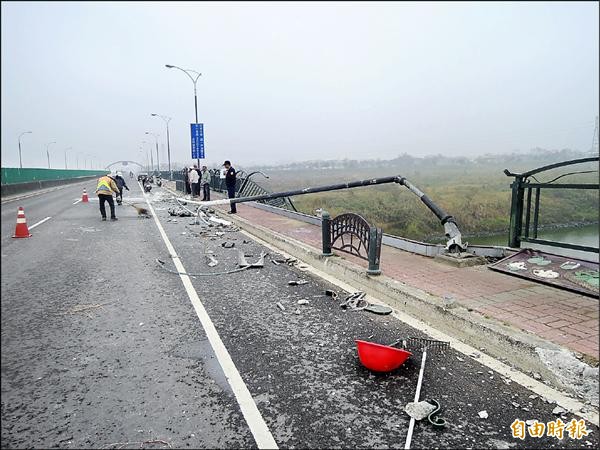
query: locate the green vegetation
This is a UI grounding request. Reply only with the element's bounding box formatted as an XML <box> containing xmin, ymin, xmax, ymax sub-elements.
<box><xmin>251</xmin><ymin>150</ymin><xmax>599</xmax><ymax>242</ymax></box>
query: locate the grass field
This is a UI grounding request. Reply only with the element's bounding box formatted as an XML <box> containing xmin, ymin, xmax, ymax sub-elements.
<box><xmin>250</xmin><ymin>152</ymin><xmax>599</xmax><ymax>242</ymax></box>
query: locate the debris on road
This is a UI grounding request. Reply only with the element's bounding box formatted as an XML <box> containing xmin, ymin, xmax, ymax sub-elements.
<box><xmin>206</xmin><ymin>255</ymin><xmax>219</xmax><ymax>267</ymax></box>
<box><xmin>221</xmin><ymin>242</ymin><xmax>235</xmax><ymax>248</ymax></box>
<box><xmin>297</xmin><ymin>299</ymin><xmax>310</xmax><ymax>305</ymax></box>
<box><xmin>276</xmin><ymin>302</ymin><xmax>285</xmax><ymax>311</ymax></box>
<box><xmin>404</xmin><ymin>401</ymin><xmax>437</xmax><ymax>421</ymax></box>
<box><xmin>478</xmin><ymin>410</ymin><xmax>488</xmax><ymax>419</ymax></box>
<box><xmin>552</xmin><ymin>406</ymin><xmax>567</xmax><ymax>415</ymax></box>
<box><xmin>340</xmin><ymin>292</ymin><xmax>368</xmax><ymax>311</ymax></box>
<box><xmin>363</xmin><ymin>304</ymin><xmax>392</xmax><ymax>315</ymax></box>
<box><xmin>168</xmin><ymin>207</ymin><xmax>192</xmax><ymax>217</ymax></box>
<box><xmin>288</xmin><ymin>280</ymin><xmax>308</xmax><ymax>286</ymax></box>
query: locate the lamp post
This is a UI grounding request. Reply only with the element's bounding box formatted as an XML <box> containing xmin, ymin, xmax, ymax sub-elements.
<box><xmin>139</xmin><ymin>147</ymin><xmax>149</xmax><ymax>172</ymax></box>
<box><xmin>141</xmin><ymin>141</ymin><xmax>153</xmax><ymax>172</ymax></box>
<box><xmin>64</xmin><ymin>147</ymin><xmax>72</xmax><ymax>169</ymax></box>
<box><xmin>151</xmin><ymin>113</ymin><xmax>172</xmax><ymax>178</ymax></box>
<box><xmin>45</xmin><ymin>141</ymin><xmax>56</xmax><ymax>169</ymax></box>
<box><xmin>145</xmin><ymin>131</ymin><xmax>160</xmax><ymax>174</ymax></box>
<box><xmin>18</xmin><ymin>131</ymin><xmax>32</xmax><ymax>169</ymax></box>
<box><xmin>165</xmin><ymin>64</ymin><xmax>202</xmax><ymax>166</ymax></box>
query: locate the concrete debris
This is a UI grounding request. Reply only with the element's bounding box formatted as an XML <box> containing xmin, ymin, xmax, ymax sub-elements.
<box><xmin>456</xmin><ymin>356</ymin><xmax>464</xmax><ymax>362</ymax></box>
<box><xmin>276</xmin><ymin>302</ymin><xmax>285</xmax><ymax>311</ymax></box>
<box><xmin>168</xmin><ymin>207</ymin><xmax>192</xmax><ymax>217</ymax></box>
<box><xmin>511</xmin><ymin>402</ymin><xmax>520</xmax><ymax>408</ymax></box>
<box><xmin>528</xmin><ymin>395</ymin><xmax>537</xmax><ymax>400</ymax></box>
<box><xmin>221</xmin><ymin>242</ymin><xmax>235</xmax><ymax>248</ymax></box>
<box><xmin>526</xmin><ymin>419</ymin><xmax>536</xmax><ymax>426</ymax></box>
<box><xmin>552</xmin><ymin>406</ymin><xmax>567</xmax><ymax>415</ymax></box>
<box><xmin>294</xmin><ymin>309</ymin><xmax>301</xmax><ymax>315</ymax></box>
<box><xmin>535</xmin><ymin>347</ymin><xmax>599</xmax><ymax>407</ymax></box>
<box><xmin>325</xmin><ymin>290</ymin><xmax>338</xmax><ymax>298</ymax></box>
<box><xmin>404</xmin><ymin>401</ymin><xmax>437</xmax><ymax>421</ymax></box>
<box><xmin>206</xmin><ymin>255</ymin><xmax>219</xmax><ymax>267</ymax></box>
<box><xmin>297</xmin><ymin>299</ymin><xmax>310</xmax><ymax>305</ymax></box>
<box><xmin>478</xmin><ymin>410</ymin><xmax>488</xmax><ymax>419</ymax></box>
<box><xmin>532</xmin><ymin>372</ymin><xmax>542</xmax><ymax>380</ymax></box>
<box><xmin>209</xmin><ymin>217</ymin><xmax>231</xmax><ymax>226</ymax></box>
<box><xmin>288</xmin><ymin>280</ymin><xmax>308</xmax><ymax>286</ymax></box>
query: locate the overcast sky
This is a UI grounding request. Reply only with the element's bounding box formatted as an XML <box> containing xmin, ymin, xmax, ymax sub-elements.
<box><xmin>1</xmin><ymin>1</ymin><xmax>598</xmax><ymax>169</ymax></box>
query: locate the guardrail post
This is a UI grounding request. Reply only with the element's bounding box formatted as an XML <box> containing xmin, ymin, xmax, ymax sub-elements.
<box><xmin>367</xmin><ymin>227</ymin><xmax>382</xmax><ymax>275</ymax></box>
<box><xmin>322</xmin><ymin>211</ymin><xmax>333</xmax><ymax>256</ymax></box>
<box><xmin>508</xmin><ymin>176</ymin><xmax>525</xmax><ymax>248</ymax></box>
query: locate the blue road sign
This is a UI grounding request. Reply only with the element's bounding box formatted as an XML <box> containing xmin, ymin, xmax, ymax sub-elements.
<box><xmin>191</xmin><ymin>123</ymin><xmax>205</xmax><ymax>159</ymax></box>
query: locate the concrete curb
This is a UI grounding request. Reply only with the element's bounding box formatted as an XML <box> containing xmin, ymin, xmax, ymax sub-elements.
<box><xmin>212</xmin><ymin>207</ymin><xmax>594</xmax><ymax>396</ymax></box>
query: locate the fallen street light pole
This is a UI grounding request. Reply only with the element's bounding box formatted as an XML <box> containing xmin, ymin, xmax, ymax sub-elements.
<box><xmin>177</xmin><ymin>175</ymin><xmax>466</xmax><ymax>252</ymax></box>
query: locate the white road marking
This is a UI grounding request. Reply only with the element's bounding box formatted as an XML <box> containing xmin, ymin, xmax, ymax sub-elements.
<box><xmin>28</xmin><ymin>217</ymin><xmax>51</xmax><ymax>230</ymax></box>
<box><xmin>239</xmin><ymin>229</ymin><xmax>599</xmax><ymax>427</ymax></box>
<box><xmin>72</xmin><ymin>199</ymin><xmax>82</xmax><ymax>205</ymax></box>
<box><xmin>140</xmin><ymin>183</ymin><xmax>278</xmax><ymax>449</ymax></box>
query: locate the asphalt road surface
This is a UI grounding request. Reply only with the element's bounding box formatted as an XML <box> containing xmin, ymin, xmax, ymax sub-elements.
<box><xmin>1</xmin><ymin>180</ymin><xmax>598</xmax><ymax>449</ymax></box>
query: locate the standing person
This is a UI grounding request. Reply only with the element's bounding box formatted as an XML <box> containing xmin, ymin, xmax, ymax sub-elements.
<box><xmin>183</xmin><ymin>167</ymin><xmax>191</xmax><ymax>195</ymax></box>
<box><xmin>95</xmin><ymin>171</ymin><xmax>119</xmax><ymax>221</ymax></box>
<box><xmin>129</xmin><ymin>170</ymin><xmax>134</xmax><ymax>179</ymax></box>
<box><xmin>200</xmin><ymin>165</ymin><xmax>211</xmax><ymax>201</ymax></box>
<box><xmin>188</xmin><ymin>165</ymin><xmax>200</xmax><ymax>198</ymax></box>
<box><xmin>194</xmin><ymin>165</ymin><xmax>202</xmax><ymax>197</ymax></box>
<box><xmin>223</xmin><ymin>160</ymin><xmax>237</xmax><ymax>214</ymax></box>
<box><xmin>114</xmin><ymin>171</ymin><xmax>130</xmax><ymax>205</ymax></box>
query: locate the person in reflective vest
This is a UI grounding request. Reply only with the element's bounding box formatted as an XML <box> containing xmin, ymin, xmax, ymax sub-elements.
<box><xmin>96</xmin><ymin>172</ymin><xmax>120</xmax><ymax>221</ymax></box>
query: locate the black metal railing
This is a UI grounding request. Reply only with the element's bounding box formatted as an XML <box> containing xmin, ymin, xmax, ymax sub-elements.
<box><xmin>505</xmin><ymin>157</ymin><xmax>599</xmax><ymax>253</ymax></box>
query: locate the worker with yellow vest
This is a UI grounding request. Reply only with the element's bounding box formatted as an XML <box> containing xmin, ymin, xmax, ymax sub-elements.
<box><xmin>96</xmin><ymin>172</ymin><xmax>120</xmax><ymax>221</ymax></box>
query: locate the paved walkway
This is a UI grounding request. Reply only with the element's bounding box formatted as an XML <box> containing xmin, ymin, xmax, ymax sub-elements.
<box><xmin>215</xmin><ymin>200</ymin><xmax>599</xmax><ymax>361</ymax></box>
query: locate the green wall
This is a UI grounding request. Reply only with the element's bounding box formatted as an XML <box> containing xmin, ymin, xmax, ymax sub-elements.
<box><xmin>1</xmin><ymin>168</ymin><xmax>107</xmax><ymax>185</ymax></box>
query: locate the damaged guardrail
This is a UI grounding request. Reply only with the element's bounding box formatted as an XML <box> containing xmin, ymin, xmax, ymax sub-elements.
<box><xmin>177</xmin><ymin>175</ymin><xmax>467</xmax><ymax>253</ymax></box>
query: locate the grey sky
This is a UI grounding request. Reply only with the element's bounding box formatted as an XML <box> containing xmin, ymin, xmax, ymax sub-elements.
<box><xmin>1</xmin><ymin>1</ymin><xmax>598</xmax><ymax>169</ymax></box>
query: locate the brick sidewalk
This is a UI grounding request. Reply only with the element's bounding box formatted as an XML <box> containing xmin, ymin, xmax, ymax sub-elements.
<box><xmin>220</xmin><ymin>201</ymin><xmax>599</xmax><ymax>361</ymax></box>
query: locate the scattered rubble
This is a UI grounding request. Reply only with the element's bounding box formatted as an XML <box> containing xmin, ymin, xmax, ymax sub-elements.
<box><xmin>404</xmin><ymin>401</ymin><xmax>437</xmax><ymax>421</ymax></box>
<box><xmin>478</xmin><ymin>410</ymin><xmax>488</xmax><ymax>419</ymax></box>
<box><xmin>288</xmin><ymin>280</ymin><xmax>308</xmax><ymax>286</ymax></box>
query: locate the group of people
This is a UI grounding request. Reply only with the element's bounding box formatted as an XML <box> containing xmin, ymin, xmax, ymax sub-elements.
<box><xmin>95</xmin><ymin>171</ymin><xmax>129</xmax><ymax>221</ymax></box>
<box><xmin>182</xmin><ymin>160</ymin><xmax>237</xmax><ymax>213</ymax></box>
<box><xmin>183</xmin><ymin>165</ymin><xmax>211</xmax><ymax>201</ymax></box>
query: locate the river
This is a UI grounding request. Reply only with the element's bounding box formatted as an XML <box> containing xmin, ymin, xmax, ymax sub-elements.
<box><xmin>467</xmin><ymin>223</ymin><xmax>600</xmax><ymax>262</ymax></box>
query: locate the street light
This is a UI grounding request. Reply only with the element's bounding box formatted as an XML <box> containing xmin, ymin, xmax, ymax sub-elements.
<box><xmin>45</xmin><ymin>141</ymin><xmax>56</xmax><ymax>168</ymax></box>
<box><xmin>64</xmin><ymin>147</ymin><xmax>73</xmax><ymax>169</ymax></box>
<box><xmin>165</xmin><ymin>64</ymin><xmax>202</xmax><ymax>166</ymax></box>
<box><xmin>141</xmin><ymin>141</ymin><xmax>153</xmax><ymax>172</ymax></box>
<box><xmin>145</xmin><ymin>131</ymin><xmax>160</xmax><ymax>174</ymax></box>
<box><xmin>18</xmin><ymin>131</ymin><xmax>32</xmax><ymax>169</ymax></box>
<box><xmin>139</xmin><ymin>147</ymin><xmax>150</xmax><ymax>172</ymax></box>
<box><xmin>151</xmin><ymin>113</ymin><xmax>172</xmax><ymax>177</ymax></box>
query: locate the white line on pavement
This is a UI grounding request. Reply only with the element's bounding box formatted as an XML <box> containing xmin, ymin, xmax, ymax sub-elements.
<box><xmin>140</xmin><ymin>182</ymin><xmax>278</xmax><ymax>449</ymax></box>
<box><xmin>72</xmin><ymin>199</ymin><xmax>82</xmax><ymax>205</ymax></box>
<box><xmin>28</xmin><ymin>217</ymin><xmax>51</xmax><ymax>230</ymax></box>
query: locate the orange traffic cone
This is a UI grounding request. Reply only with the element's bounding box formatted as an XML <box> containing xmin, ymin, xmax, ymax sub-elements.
<box><xmin>12</xmin><ymin>207</ymin><xmax>32</xmax><ymax>238</ymax></box>
<box><xmin>82</xmin><ymin>189</ymin><xmax>89</xmax><ymax>203</ymax></box>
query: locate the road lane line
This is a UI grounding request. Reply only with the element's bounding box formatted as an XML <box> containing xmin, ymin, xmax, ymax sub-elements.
<box><xmin>140</xmin><ymin>183</ymin><xmax>278</xmax><ymax>449</ymax></box>
<box><xmin>72</xmin><ymin>199</ymin><xmax>82</xmax><ymax>205</ymax></box>
<box><xmin>28</xmin><ymin>217</ymin><xmax>51</xmax><ymax>230</ymax></box>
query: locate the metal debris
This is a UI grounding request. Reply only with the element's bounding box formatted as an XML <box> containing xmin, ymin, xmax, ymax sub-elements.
<box><xmin>276</xmin><ymin>302</ymin><xmax>285</xmax><ymax>311</ymax></box>
<box><xmin>288</xmin><ymin>280</ymin><xmax>308</xmax><ymax>286</ymax></box>
<box><xmin>340</xmin><ymin>292</ymin><xmax>368</xmax><ymax>311</ymax></box>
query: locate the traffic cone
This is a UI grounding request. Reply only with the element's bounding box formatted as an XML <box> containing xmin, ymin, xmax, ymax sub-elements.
<box><xmin>82</xmin><ymin>189</ymin><xmax>89</xmax><ymax>203</ymax></box>
<box><xmin>12</xmin><ymin>207</ymin><xmax>32</xmax><ymax>238</ymax></box>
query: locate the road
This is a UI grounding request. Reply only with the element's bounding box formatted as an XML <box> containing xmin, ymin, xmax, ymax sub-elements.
<box><xmin>1</xmin><ymin>180</ymin><xmax>598</xmax><ymax>449</ymax></box>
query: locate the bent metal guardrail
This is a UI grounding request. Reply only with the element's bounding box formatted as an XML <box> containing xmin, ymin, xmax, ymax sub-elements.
<box><xmin>180</xmin><ymin>175</ymin><xmax>466</xmax><ymax>253</ymax></box>
<box><xmin>504</xmin><ymin>156</ymin><xmax>600</xmax><ymax>254</ymax></box>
